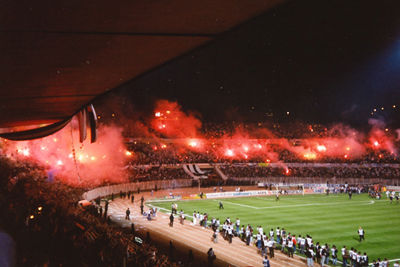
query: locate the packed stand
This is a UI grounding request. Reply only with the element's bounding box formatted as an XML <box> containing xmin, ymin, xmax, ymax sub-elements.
<box><xmin>0</xmin><ymin>155</ymin><xmax>178</xmax><ymax>267</ymax></box>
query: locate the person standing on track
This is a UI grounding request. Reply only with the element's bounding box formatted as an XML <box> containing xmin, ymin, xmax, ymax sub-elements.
<box><xmin>169</xmin><ymin>213</ymin><xmax>174</xmax><ymax>227</ymax></box>
<box><xmin>207</xmin><ymin>248</ymin><xmax>216</xmax><ymax>267</ymax></box>
<box><xmin>267</xmin><ymin>237</ymin><xmax>275</xmax><ymax>258</ymax></box>
<box><xmin>125</xmin><ymin>208</ymin><xmax>130</xmax><ymax>220</ymax></box>
<box><xmin>179</xmin><ymin>210</ymin><xmax>185</xmax><ymax>225</ymax></box>
<box><xmin>193</xmin><ymin>211</ymin><xmax>197</xmax><ymax>225</ymax></box>
<box><xmin>287</xmin><ymin>237</ymin><xmax>294</xmax><ymax>258</ymax></box>
<box><xmin>227</xmin><ymin>223</ymin><xmax>233</xmax><ymax>244</ymax></box>
<box><xmin>140</xmin><ymin>202</ymin><xmax>144</xmax><ymax>215</ymax></box>
<box><xmin>263</xmin><ymin>255</ymin><xmax>270</xmax><ymax>267</ymax></box>
<box><xmin>341</xmin><ymin>245</ymin><xmax>348</xmax><ymax>267</ymax></box>
<box><xmin>235</xmin><ymin>218</ymin><xmax>240</xmax><ymax>234</ymax></box>
<box><xmin>306</xmin><ymin>246</ymin><xmax>314</xmax><ymax>267</ymax></box>
<box><xmin>331</xmin><ymin>245</ymin><xmax>338</xmax><ymax>265</ymax></box>
<box><xmin>358</xmin><ymin>226</ymin><xmax>365</xmax><ymax>242</ymax></box>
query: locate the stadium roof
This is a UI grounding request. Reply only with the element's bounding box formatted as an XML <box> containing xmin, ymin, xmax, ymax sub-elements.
<box><xmin>0</xmin><ymin>0</ymin><xmax>283</xmax><ymax>132</ymax></box>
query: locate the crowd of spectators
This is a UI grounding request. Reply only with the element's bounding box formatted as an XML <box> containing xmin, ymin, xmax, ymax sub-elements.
<box><xmin>220</xmin><ymin>165</ymin><xmax>400</xmax><ymax>180</ymax></box>
<box><xmin>126</xmin><ymin>166</ymin><xmax>192</xmax><ymax>181</ymax></box>
<box><xmin>0</xmin><ymin>155</ymin><xmax>178</xmax><ymax>267</ymax></box>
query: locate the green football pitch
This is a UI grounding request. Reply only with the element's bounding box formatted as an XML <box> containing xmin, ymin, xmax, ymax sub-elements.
<box><xmin>148</xmin><ymin>193</ymin><xmax>400</xmax><ymax>262</ymax></box>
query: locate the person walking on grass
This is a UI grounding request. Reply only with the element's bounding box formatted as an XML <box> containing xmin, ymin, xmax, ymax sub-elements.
<box><xmin>358</xmin><ymin>226</ymin><xmax>365</xmax><ymax>242</ymax></box>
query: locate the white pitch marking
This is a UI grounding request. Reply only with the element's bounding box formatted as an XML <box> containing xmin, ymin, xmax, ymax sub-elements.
<box><xmin>257</xmin><ymin>200</ymin><xmax>374</xmax><ymax>210</ymax></box>
<box><xmin>214</xmin><ymin>199</ymin><xmax>258</xmax><ymax>209</ymax></box>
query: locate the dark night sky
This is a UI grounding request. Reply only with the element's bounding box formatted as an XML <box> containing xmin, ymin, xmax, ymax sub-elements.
<box><xmin>111</xmin><ymin>0</ymin><xmax>400</xmax><ymax>127</ymax></box>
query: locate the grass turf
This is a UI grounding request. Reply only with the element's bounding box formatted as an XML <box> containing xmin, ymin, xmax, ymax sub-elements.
<box><xmin>149</xmin><ymin>193</ymin><xmax>400</xmax><ymax>262</ymax></box>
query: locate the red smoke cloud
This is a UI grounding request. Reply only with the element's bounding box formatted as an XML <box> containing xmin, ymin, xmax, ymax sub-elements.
<box><xmin>2</xmin><ymin>119</ymin><xmax>127</xmax><ymax>187</ymax></box>
<box><xmin>151</xmin><ymin>100</ymin><xmax>202</xmax><ymax>138</ymax></box>
<box><xmin>1</xmin><ymin>99</ymin><xmax>399</xmax><ymax>188</ymax></box>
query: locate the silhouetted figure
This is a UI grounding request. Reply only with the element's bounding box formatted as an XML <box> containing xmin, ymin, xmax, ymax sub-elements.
<box><xmin>188</xmin><ymin>249</ymin><xmax>194</xmax><ymax>266</ymax></box>
<box><xmin>170</xmin><ymin>213</ymin><xmax>174</xmax><ymax>227</ymax></box>
<box><xmin>207</xmin><ymin>248</ymin><xmax>216</xmax><ymax>266</ymax></box>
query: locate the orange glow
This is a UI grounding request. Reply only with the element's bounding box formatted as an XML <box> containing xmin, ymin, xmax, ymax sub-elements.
<box><xmin>303</xmin><ymin>153</ymin><xmax>317</xmax><ymax>160</ymax></box>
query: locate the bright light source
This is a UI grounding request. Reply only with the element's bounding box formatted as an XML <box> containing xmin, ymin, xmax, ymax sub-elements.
<box><xmin>188</xmin><ymin>140</ymin><xmax>198</xmax><ymax>148</ymax></box>
<box><xmin>56</xmin><ymin>160</ymin><xmax>63</xmax><ymax>166</ymax></box>
<box><xmin>225</xmin><ymin>149</ymin><xmax>234</xmax><ymax>157</ymax></box>
<box><xmin>125</xmin><ymin>151</ymin><xmax>132</xmax><ymax>156</ymax></box>
<box><xmin>373</xmin><ymin>141</ymin><xmax>379</xmax><ymax>147</ymax></box>
<box><xmin>316</xmin><ymin>145</ymin><xmax>326</xmax><ymax>152</ymax></box>
<box><xmin>38</xmin><ymin>206</ymin><xmax>43</xmax><ymax>211</ymax></box>
<box><xmin>155</xmin><ymin>112</ymin><xmax>161</xmax><ymax>117</ymax></box>
<box><xmin>29</xmin><ymin>215</ymin><xmax>34</xmax><ymax>219</ymax></box>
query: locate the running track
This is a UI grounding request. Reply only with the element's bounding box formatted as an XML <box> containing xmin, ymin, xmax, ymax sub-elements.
<box><xmin>107</xmin><ymin>193</ymin><xmax>307</xmax><ymax>267</ymax></box>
